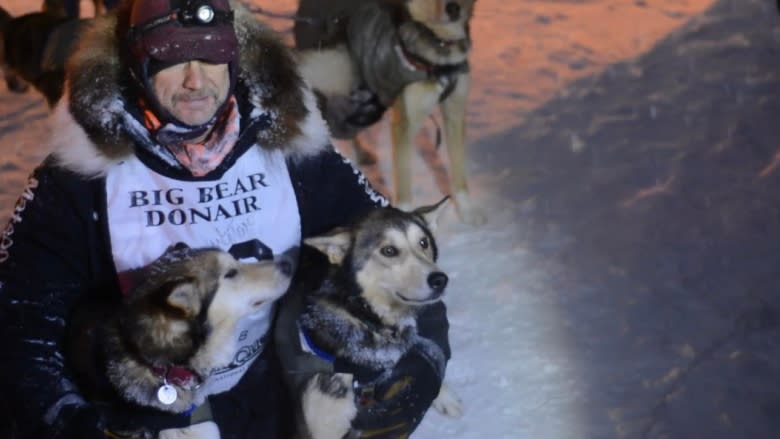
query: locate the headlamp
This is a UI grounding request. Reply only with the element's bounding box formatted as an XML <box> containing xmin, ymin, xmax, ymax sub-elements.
<box><xmin>128</xmin><ymin>0</ymin><xmax>234</xmax><ymax>42</ymax></box>
<box><xmin>195</xmin><ymin>5</ymin><xmax>215</xmax><ymax>23</ymax></box>
<box><xmin>177</xmin><ymin>0</ymin><xmax>233</xmax><ymax>26</ymax></box>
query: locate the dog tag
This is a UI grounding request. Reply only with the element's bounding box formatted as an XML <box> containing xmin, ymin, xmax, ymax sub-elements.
<box><xmin>157</xmin><ymin>383</ymin><xmax>178</xmax><ymax>405</ymax></box>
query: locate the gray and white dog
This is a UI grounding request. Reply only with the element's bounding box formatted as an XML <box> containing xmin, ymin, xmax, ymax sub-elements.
<box><xmin>294</xmin><ymin>0</ymin><xmax>485</xmax><ymax>225</ymax></box>
<box><xmin>275</xmin><ymin>198</ymin><xmax>462</xmax><ymax>439</ymax></box>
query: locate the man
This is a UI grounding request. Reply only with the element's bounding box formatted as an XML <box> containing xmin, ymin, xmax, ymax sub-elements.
<box><xmin>0</xmin><ymin>0</ymin><xmax>450</xmax><ymax>437</ymax></box>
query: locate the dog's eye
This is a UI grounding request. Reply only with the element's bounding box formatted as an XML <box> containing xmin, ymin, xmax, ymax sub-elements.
<box><xmin>380</xmin><ymin>245</ymin><xmax>399</xmax><ymax>257</ymax></box>
<box><xmin>224</xmin><ymin>269</ymin><xmax>238</xmax><ymax>279</ymax></box>
<box><xmin>419</xmin><ymin>237</ymin><xmax>429</xmax><ymax>249</ymax></box>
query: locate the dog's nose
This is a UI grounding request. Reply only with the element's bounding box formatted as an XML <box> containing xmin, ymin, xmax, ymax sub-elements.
<box><xmin>445</xmin><ymin>1</ymin><xmax>461</xmax><ymax>21</ymax></box>
<box><xmin>427</xmin><ymin>272</ymin><xmax>449</xmax><ymax>292</ymax></box>
<box><xmin>276</xmin><ymin>247</ymin><xmax>300</xmax><ymax>277</ymax></box>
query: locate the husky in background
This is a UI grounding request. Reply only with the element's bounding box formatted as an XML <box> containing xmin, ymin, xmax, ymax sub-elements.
<box><xmin>0</xmin><ymin>6</ymin><xmax>29</xmax><ymax>94</ymax></box>
<box><xmin>275</xmin><ymin>198</ymin><xmax>462</xmax><ymax>439</ymax></box>
<box><xmin>294</xmin><ymin>0</ymin><xmax>485</xmax><ymax>225</ymax></box>
<box><xmin>0</xmin><ymin>1</ymin><xmax>91</xmax><ymax>106</ymax></box>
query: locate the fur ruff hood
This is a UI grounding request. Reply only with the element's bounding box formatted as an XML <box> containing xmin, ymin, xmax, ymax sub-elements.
<box><xmin>50</xmin><ymin>1</ymin><xmax>330</xmax><ymax>178</ymax></box>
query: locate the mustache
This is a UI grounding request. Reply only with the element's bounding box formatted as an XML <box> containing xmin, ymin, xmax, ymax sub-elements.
<box><xmin>173</xmin><ymin>90</ymin><xmax>217</xmax><ymax>103</ymax></box>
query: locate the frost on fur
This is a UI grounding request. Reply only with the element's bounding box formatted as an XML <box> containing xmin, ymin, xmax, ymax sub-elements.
<box><xmin>299</xmin><ymin>303</ymin><xmax>416</xmax><ymax>370</ymax></box>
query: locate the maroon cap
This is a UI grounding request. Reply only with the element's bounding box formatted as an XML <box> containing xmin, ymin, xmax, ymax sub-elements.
<box><xmin>127</xmin><ymin>0</ymin><xmax>238</xmax><ymax>66</ymax></box>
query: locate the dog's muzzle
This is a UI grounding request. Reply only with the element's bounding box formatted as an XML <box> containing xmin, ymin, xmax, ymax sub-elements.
<box><xmin>276</xmin><ymin>247</ymin><xmax>300</xmax><ymax>277</ymax></box>
<box><xmin>427</xmin><ymin>272</ymin><xmax>448</xmax><ymax>294</ymax></box>
<box><xmin>445</xmin><ymin>2</ymin><xmax>461</xmax><ymax>21</ymax></box>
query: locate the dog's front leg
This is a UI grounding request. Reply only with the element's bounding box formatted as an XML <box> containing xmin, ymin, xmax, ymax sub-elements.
<box><xmin>1</xmin><ymin>67</ymin><xmax>29</xmax><ymax>93</ymax></box>
<box><xmin>440</xmin><ymin>72</ymin><xmax>485</xmax><ymax>225</ymax></box>
<box><xmin>302</xmin><ymin>372</ymin><xmax>357</xmax><ymax>439</ymax></box>
<box><xmin>159</xmin><ymin>421</ymin><xmax>221</xmax><ymax>439</ymax></box>
<box><xmin>392</xmin><ymin>80</ymin><xmax>441</xmax><ymax>209</ymax></box>
<box><xmin>433</xmin><ymin>382</ymin><xmax>464</xmax><ymax>418</ymax></box>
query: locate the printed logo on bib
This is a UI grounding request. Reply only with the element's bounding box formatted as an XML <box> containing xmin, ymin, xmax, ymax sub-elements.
<box><xmin>212</xmin><ymin>332</ymin><xmax>266</xmax><ymax>375</ymax></box>
<box><xmin>192</xmin><ymin>307</ymin><xmax>273</xmax><ymax>399</ymax></box>
<box><xmin>128</xmin><ymin>173</ymin><xmax>268</xmax><ymax>228</ymax></box>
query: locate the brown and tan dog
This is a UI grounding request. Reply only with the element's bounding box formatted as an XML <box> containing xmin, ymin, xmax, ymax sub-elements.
<box><xmin>0</xmin><ymin>2</ymin><xmax>90</xmax><ymax>106</ymax></box>
<box><xmin>67</xmin><ymin>244</ymin><xmax>296</xmax><ymax>437</ymax></box>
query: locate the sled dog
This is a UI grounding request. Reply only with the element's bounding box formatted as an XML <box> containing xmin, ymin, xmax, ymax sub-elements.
<box><xmin>294</xmin><ymin>0</ymin><xmax>485</xmax><ymax>225</ymax></box>
<box><xmin>67</xmin><ymin>243</ymin><xmax>296</xmax><ymax>437</ymax></box>
<box><xmin>0</xmin><ymin>4</ymin><xmax>89</xmax><ymax>106</ymax></box>
<box><xmin>276</xmin><ymin>198</ymin><xmax>462</xmax><ymax>439</ymax></box>
<box><xmin>0</xmin><ymin>6</ymin><xmax>29</xmax><ymax>94</ymax></box>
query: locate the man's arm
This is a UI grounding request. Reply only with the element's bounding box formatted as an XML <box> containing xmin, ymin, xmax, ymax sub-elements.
<box><xmin>290</xmin><ymin>144</ymin><xmax>389</xmax><ymax>238</ymax></box>
<box><xmin>0</xmin><ymin>162</ymin><xmax>197</xmax><ymax>438</ymax></box>
<box><xmin>0</xmin><ymin>161</ymin><xmax>108</xmax><ymax>438</ymax></box>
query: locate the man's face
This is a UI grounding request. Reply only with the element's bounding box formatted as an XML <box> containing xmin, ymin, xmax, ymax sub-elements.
<box><xmin>151</xmin><ymin>61</ymin><xmax>230</xmax><ymax>126</ymax></box>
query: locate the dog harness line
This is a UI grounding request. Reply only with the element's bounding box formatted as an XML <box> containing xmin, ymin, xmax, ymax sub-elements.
<box><xmin>151</xmin><ymin>363</ymin><xmax>203</xmax><ymax>389</ymax></box>
<box><xmin>297</xmin><ymin>324</ymin><xmax>389</xmax><ymax>410</ymax></box>
<box><xmin>298</xmin><ymin>324</ymin><xmax>336</xmax><ymax>363</ymax></box>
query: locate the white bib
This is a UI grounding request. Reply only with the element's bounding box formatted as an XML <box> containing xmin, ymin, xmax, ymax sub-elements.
<box><xmin>105</xmin><ymin>146</ymin><xmax>300</xmax><ymax>399</ymax></box>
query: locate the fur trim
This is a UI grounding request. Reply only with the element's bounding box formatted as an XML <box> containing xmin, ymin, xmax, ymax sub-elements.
<box><xmin>48</xmin><ymin>89</ymin><xmax>124</xmax><ymax>179</ymax></box>
<box><xmin>53</xmin><ymin>1</ymin><xmax>330</xmax><ymax>177</ymax></box>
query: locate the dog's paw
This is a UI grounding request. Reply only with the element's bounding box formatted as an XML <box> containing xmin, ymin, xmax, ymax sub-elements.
<box><xmin>105</xmin><ymin>428</ymin><xmax>155</xmax><ymax>439</ymax></box>
<box><xmin>4</xmin><ymin>74</ymin><xmax>29</xmax><ymax>93</ymax></box>
<box><xmin>303</xmin><ymin>373</ymin><xmax>357</xmax><ymax>439</ymax></box>
<box><xmin>454</xmin><ymin>192</ymin><xmax>486</xmax><ymax>226</ymax></box>
<box><xmin>433</xmin><ymin>384</ymin><xmax>464</xmax><ymax>418</ymax></box>
<box><xmin>159</xmin><ymin>421</ymin><xmax>220</xmax><ymax>439</ymax></box>
<box><xmin>316</xmin><ymin>372</ymin><xmax>353</xmax><ymax>398</ymax></box>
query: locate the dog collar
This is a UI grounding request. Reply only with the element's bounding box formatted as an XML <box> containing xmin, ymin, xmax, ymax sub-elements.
<box><xmin>298</xmin><ymin>324</ymin><xmax>336</xmax><ymax>363</ymax></box>
<box><xmin>407</xmin><ymin>17</ymin><xmax>470</xmax><ymax>50</ymax></box>
<box><xmin>151</xmin><ymin>364</ymin><xmax>203</xmax><ymax>390</ymax></box>
<box><xmin>394</xmin><ymin>43</ymin><xmax>436</xmax><ymax>74</ymax></box>
<box><xmin>147</xmin><ymin>364</ymin><xmax>202</xmax><ymax>406</ymax></box>
<box><xmin>298</xmin><ymin>325</ymin><xmax>386</xmax><ymax>392</ymax></box>
<box><xmin>393</xmin><ymin>43</ymin><xmax>469</xmax><ymax>79</ymax></box>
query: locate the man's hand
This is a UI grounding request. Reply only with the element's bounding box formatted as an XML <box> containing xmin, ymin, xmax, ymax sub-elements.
<box><xmin>348</xmin><ymin>341</ymin><xmax>447</xmax><ymax>438</ymax></box>
<box><xmin>53</xmin><ymin>405</ymin><xmax>110</xmax><ymax>439</ymax></box>
<box><xmin>55</xmin><ymin>403</ymin><xmax>190</xmax><ymax>439</ymax></box>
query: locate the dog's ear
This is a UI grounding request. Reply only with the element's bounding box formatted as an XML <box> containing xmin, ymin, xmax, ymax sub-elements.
<box><xmin>165</xmin><ymin>242</ymin><xmax>190</xmax><ymax>253</ymax></box>
<box><xmin>304</xmin><ymin>228</ymin><xmax>352</xmax><ymax>265</ymax></box>
<box><xmin>414</xmin><ymin>196</ymin><xmax>450</xmax><ymax>233</ymax></box>
<box><xmin>165</xmin><ymin>281</ymin><xmax>201</xmax><ymax>316</ymax></box>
